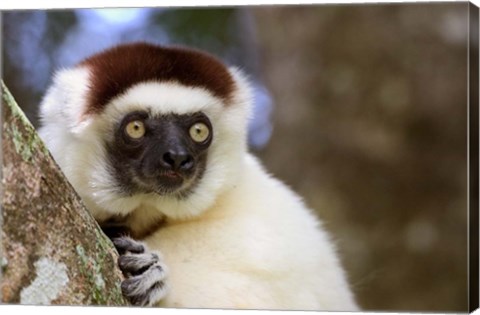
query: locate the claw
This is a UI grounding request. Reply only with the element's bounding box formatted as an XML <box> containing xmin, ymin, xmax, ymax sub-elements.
<box><xmin>113</xmin><ymin>236</ymin><xmax>168</xmax><ymax>306</ymax></box>
<box><xmin>113</xmin><ymin>236</ymin><xmax>145</xmax><ymax>255</ymax></box>
<box><xmin>118</xmin><ymin>253</ymin><xmax>159</xmax><ymax>276</ymax></box>
<box><xmin>121</xmin><ymin>264</ymin><xmax>167</xmax><ymax>306</ymax></box>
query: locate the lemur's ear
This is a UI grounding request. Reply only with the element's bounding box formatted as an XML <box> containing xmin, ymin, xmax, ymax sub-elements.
<box><xmin>39</xmin><ymin>66</ymin><xmax>94</xmax><ymax>135</ymax></box>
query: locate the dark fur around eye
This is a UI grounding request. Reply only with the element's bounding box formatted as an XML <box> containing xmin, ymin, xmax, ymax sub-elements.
<box><xmin>105</xmin><ymin>111</ymin><xmax>213</xmax><ymax>197</ymax></box>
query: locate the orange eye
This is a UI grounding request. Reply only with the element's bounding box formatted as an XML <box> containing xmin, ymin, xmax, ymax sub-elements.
<box><xmin>125</xmin><ymin>120</ymin><xmax>145</xmax><ymax>139</ymax></box>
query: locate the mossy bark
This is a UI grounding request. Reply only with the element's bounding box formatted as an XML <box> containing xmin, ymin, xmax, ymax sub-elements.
<box><xmin>0</xmin><ymin>82</ymin><xmax>128</xmax><ymax>306</ymax></box>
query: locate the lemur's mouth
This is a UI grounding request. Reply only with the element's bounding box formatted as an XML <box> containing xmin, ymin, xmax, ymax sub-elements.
<box><xmin>132</xmin><ymin>168</ymin><xmax>199</xmax><ymax>197</ymax></box>
<box><xmin>160</xmin><ymin>170</ymin><xmax>182</xmax><ymax>179</ymax></box>
<box><xmin>156</xmin><ymin>172</ymin><xmax>185</xmax><ymax>190</ymax></box>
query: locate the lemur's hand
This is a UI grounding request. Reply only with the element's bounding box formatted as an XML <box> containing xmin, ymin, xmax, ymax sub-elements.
<box><xmin>113</xmin><ymin>236</ymin><xmax>169</xmax><ymax>306</ymax></box>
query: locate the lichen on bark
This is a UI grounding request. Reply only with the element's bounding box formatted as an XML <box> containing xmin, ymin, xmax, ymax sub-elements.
<box><xmin>1</xmin><ymin>81</ymin><xmax>128</xmax><ymax>306</ymax></box>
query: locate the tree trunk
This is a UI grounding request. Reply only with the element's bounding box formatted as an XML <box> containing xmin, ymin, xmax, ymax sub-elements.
<box><xmin>0</xmin><ymin>82</ymin><xmax>128</xmax><ymax>306</ymax></box>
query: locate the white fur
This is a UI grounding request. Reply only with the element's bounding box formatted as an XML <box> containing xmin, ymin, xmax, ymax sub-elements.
<box><xmin>148</xmin><ymin>155</ymin><xmax>358</xmax><ymax>310</ymax></box>
<box><xmin>38</xmin><ymin>63</ymin><xmax>358</xmax><ymax>311</ymax></box>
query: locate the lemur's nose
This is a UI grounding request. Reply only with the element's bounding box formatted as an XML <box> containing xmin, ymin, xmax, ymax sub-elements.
<box><xmin>161</xmin><ymin>150</ymin><xmax>194</xmax><ymax>171</ymax></box>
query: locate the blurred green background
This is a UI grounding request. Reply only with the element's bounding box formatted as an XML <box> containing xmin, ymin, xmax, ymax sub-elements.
<box><xmin>1</xmin><ymin>3</ymin><xmax>470</xmax><ymax>311</ymax></box>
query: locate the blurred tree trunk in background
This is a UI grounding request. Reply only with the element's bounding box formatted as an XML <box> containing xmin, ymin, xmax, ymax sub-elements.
<box><xmin>252</xmin><ymin>3</ymin><xmax>468</xmax><ymax>311</ymax></box>
<box><xmin>1</xmin><ymin>83</ymin><xmax>128</xmax><ymax>306</ymax></box>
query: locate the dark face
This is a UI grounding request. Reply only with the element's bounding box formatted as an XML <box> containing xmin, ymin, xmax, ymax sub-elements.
<box><xmin>106</xmin><ymin>111</ymin><xmax>213</xmax><ymax>198</ymax></box>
